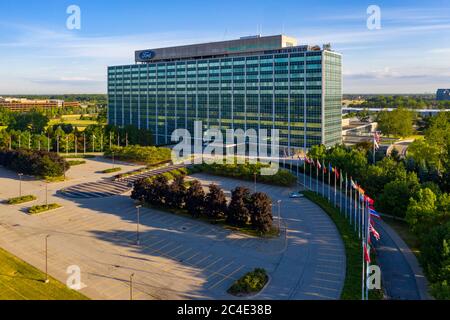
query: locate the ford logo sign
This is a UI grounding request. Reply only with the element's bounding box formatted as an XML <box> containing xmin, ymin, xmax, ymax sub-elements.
<box><xmin>139</xmin><ymin>50</ymin><xmax>155</xmax><ymax>61</ymax></box>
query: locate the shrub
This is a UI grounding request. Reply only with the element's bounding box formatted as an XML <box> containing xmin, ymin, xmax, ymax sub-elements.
<box><xmin>0</xmin><ymin>148</ymin><xmax>67</xmax><ymax>177</ymax></box>
<box><xmin>28</xmin><ymin>203</ymin><xmax>61</xmax><ymax>214</ymax></box>
<box><xmin>102</xmin><ymin>167</ymin><xmax>122</xmax><ymax>174</ymax></box>
<box><xmin>104</xmin><ymin>145</ymin><xmax>171</xmax><ymax>165</ymax></box>
<box><xmin>166</xmin><ymin>175</ymin><xmax>187</xmax><ymax>209</ymax></box>
<box><xmin>228</xmin><ymin>268</ymin><xmax>268</xmax><ymax>295</ymax></box>
<box><xmin>192</xmin><ymin>162</ymin><xmax>296</xmax><ymax>187</ymax></box>
<box><xmin>6</xmin><ymin>195</ymin><xmax>37</xmax><ymax>205</ymax></box>
<box><xmin>67</xmin><ymin>160</ymin><xmax>86</xmax><ymax>166</ymax></box>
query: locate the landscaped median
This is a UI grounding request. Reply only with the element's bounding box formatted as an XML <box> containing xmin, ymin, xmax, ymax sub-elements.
<box><xmin>6</xmin><ymin>195</ymin><xmax>37</xmax><ymax>205</ymax></box>
<box><xmin>228</xmin><ymin>268</ymin><xmax>269</xmax><ymax>296</ymax></box>
<box><xmin>101</xmin><ymin>167</ymin><xmax>122</xmax><ymax>174</ymax></box>
<box><xmin>28</xmin><ymin>203</ymin><xmax>62</xmax><ymax>215</ymax></box>
<box><xmin>303</xmin><ymin>191</ymin><xmax>383</xmax><ymax>300</ymax></box>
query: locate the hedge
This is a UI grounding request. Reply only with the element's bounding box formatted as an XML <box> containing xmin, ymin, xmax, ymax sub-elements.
<box><xmin>6</xmin><ymin>195</ymin><xmax>37</xmax><ymax>205</ymax></box>
<box><xmin>0</xmin><ymin>148</ymin><xmax>68</xmax><ymax>177</ymax></box>
<box><xmin>189</xmin><ymin>162</ymin><xmax>297</xmax><ymax>187</ymax></box>
<box><xmin>104</xmin><ymin>145</ymin><xmax>171</xmax><ymax>165</ymax></box>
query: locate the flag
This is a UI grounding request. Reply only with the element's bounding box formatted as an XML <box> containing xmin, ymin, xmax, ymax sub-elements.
<box><xmin>369</xmin><ymin>224</ymin><xmax>380</xmax><ymax>241</ymax></box>
<box><xmin>364</xmin><ymin>244</ymin><xmax>371</xmax><ymax>263</ymax></box>
<box><xmin>335</xmin><ymin>168</ymin><xmax>340</xmax><ymax>179</ymax></box>
<box><xmin>323</xmin><ymin>161</ymin><xmax>327</xmax><ymax>173</ymax></box>
<box><xmin>369</xmin><ymin>208</ymin><xmax>381</xmax><ymax>219</ymax></box>
<box><xmin>316</xmin><ymin>160</ymin><xmax>321</xmax><ymax>169</ymax></box>
<box><xmin>329</xmin><ymin>163</ymin><xmax>333</xmax><ymax>173</ymax></box>
<box><xmin>351</xmin><ymin>179</ymin><xmax>357</xmax><ymax>189</ymax></box>
<box><xmin>374</xmin><ymin>140</ymin><xmax>380</xmax><ymax>150</ymax></box>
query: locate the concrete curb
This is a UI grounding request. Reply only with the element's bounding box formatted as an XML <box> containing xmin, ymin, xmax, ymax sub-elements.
<box><xmin>377</xmin><ymin>220</ymin><xmax>433</xmax><ymax>300</ymax></box>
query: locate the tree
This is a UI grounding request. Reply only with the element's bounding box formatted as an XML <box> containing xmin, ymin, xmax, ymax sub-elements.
<box><xmin>420</xmin><ymin>221</ymin><xmax>450</xmax><ymax>299</ymax></box>
<box><xmin>376</xmin><ymin>172</ymin><xmax>420</xmax><ymax>219</ymax></box>
<box><xmin>144</xmin><ymin>175</ymin><xmax>169</xmax><ymax>206</ymax></box>
<box><xmin>376</xmin><ymin>107</ymin><xmax>415</xmax><ymax>137</ymax></box>
<box><xmin>8</xmin><ymin>111</ymin><xmax>49</xmax><ymax>134</ymax></box>
<box><xmin>204</xmin><ymin>184</ymin><xmax>228</xmax><ymax>219</ymax></box>
<box><xmin>131</xmin><ymin>178</ymin><xmax>150</xmax><ymax>202</ymax></box>
<box><xmin>166</xmin><ymin>175</ymin><xmax>187</xmax><ymax>209</ymax></box>
<box><xmin>248</xmin><ymin>192</ymin><xmax>273</xmax><ymax>233</ymax></box>
<box><xmin>406</xmin><ymin>188</ymin><xmax>439</xmax><ymax>235</ymax></box>
<box><xmin>227</xmin><ymin>187</ymin><xmax>251</xmax><ymax>227</ymax></box>
<box><xmin>185</xmin><ymin>180</ymin><xmax>205</xmax><ymax>218</ymax></box>
<box><xmin>357</xmin><ymin>108</ymin><xmax>371</xmax><ymax>122</ymax></box>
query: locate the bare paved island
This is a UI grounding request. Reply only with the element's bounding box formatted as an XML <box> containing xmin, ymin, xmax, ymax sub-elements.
<box><xmin>0</xmin><ymin>159</ymin><xmax>346</xmax><ymax>300</ymax></box>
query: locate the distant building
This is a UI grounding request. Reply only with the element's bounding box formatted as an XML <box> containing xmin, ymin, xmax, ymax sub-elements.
<box><xmin>437</xmin><ymin>89</ymin><xmax>450</xmax><ymax>101</ymax></box>
<box><xmin>108</xmin><ymin>34</ymin><xmax>343</xmax><ymax>151</ymax></box>
<box><xmin>0</xmin><ymin>97</ymin><xmax>80</xmax><ymax>112</ymax></box>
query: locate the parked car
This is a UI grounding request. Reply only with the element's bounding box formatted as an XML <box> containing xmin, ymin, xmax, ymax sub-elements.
<box><xmin>289</xmin><ymin>192</ymin><xmax>304</xmax><ymax>199</ymax></box>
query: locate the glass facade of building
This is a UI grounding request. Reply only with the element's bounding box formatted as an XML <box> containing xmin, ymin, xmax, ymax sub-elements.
<box><xmin>108</xmin><ymin>40</ymin><xmax>342</xmax><ymax>151</ymax></box>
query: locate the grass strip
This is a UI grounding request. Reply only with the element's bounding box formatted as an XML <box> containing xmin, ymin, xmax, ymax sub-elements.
<box><xmin>304</xmin><ymin>191</ymin><xmax>383</xmax><ymax>300</ymax></box>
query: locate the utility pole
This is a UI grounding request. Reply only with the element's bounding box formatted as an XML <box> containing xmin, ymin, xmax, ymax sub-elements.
<box><xmin>18</xmin><ymin>173</ymin><xmax>23</xmax><ymax>197</ymax></box>
<box><xmin>136</xmin><ymin>205</ymin><xmax>142</xmax><ymax>245</ymax></box>
<box><xmin>45</xmin><ymin>235</ymin><xmax>50</xmax><ymax>284</ymax></box>
<box><xmin>277</xmin><ymin>200</ymin><xmax>281</xmax><ymax>236</ymax></box>
<box><xmin>130</xmin><ymin>273</ymin><xmax>135</xmax><ymax>300</ymax></box>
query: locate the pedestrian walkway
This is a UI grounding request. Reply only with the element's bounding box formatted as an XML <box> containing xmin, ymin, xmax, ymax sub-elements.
<box><xmin>58</xmin><ymin>164</ymin><xmax>186</xmax><ymax>199</ymax></box>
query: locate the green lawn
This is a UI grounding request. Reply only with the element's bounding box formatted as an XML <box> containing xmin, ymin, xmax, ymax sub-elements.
<box><xmin>0</xmin><ymin>247</ymin><xmax>88</xmax><ymax>300</ymax></box>
<box><xmin>383</xmin><ymin>217</ymin><xmax>421</xmax><ymax>257</ymax></box>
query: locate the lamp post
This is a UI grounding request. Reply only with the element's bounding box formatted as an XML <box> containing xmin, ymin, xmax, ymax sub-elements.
<box><xmin>112</xmin><ymin>152</ymin><xmax>115</xmax><ymax>169</ymax></box>
<box><xmin>45</xmin><ymin>182</ymin><xmax>48</xmax><ymax>207</ymax></box>
<box><xmin>277</xmin><ymin>200</ymin><xmax>282</xmax><ymax>236</ymax></box>
<box><xmin>18</xmin><ymin>173</ymin><xmax>23</xmax><ymax>197</ymax></box>
<box><xmin>45</xmin><ymin>234</ymin><xmax>50</xmax><ymax>283</ymax></box>
<box><xmin>136</xmin><ymin>205</ymin><xmax>142</xmax><ymax>245</ymax></box>
<box><xmin>130</xmin><ymin>273</ymin><xmax>135</xmax><ymax>300</ymax></box>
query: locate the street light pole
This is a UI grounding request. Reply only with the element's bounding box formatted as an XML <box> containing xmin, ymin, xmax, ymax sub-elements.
<box><xmin>18</xmin><ymin>173</ymin><xmax>23</xmax><ymax>197</ymax></box>
<box><xmin>112</xmin><ymin>152</ymin><xmax>115</xmax><ymax>169</ymax></box>
<box><xmin>130</xmin><ymin>273</ymin><xmax>135</xmax><ymax>300</ymax></box>
<box><xmin>45</xmin><ymin>182</ymin><xmax>48</xmax><ymax>207</ymax></box>
<box><xmin>277</xmin><ymin>200</ymin><xmax>282</xmax><ymax>236</ymax></box>
<box><xmin>136</xmin><ymin>205</ymin><xmax>142</xmax><ymax>245</ymax></box>
<box><xmin>45</xmin><ymin>234</ymin><xmax>50</xmax><ymax>284</ymax></box>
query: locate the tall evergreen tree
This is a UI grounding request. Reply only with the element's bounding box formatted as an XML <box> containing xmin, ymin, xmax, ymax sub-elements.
<box><xmin>205</xmin><ymin>184</ymin><xmax>228</xmax><ymax>219</ymax></box>
<box><xmin>185</xmin><ymin>180</ymin><xmax>205</xmax><ymax>218</ymax></box>
<box><xmin>227</xmin><ymin>187</ymin><xmax>251</xmax><ymax>227</ymax></box>
<box><xmin>248</xmin><ymin>192</ymin><xmax>273</xmax><ymax>233</ymax></box>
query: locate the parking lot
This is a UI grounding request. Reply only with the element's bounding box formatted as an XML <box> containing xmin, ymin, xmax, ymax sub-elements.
<box><xmin>0</xmin><ymin>158</ymin><xmax>346</xmax><ymax>300</ymax></box>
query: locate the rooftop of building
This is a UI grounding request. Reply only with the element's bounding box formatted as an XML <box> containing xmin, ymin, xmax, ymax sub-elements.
<box><xmin>133</xmin><ymin>34</ymin><xmax>336</xmax><ymax>64</ymax></box>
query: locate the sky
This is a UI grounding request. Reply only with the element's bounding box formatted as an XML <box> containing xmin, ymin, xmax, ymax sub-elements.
<box><xmin>0</xmin><ymin>0</ymin><xmax>449</xmax><ymax>94</ymax></box>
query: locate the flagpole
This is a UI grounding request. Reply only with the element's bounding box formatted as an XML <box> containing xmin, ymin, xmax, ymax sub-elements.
<box><xmin>334</xmin><ymin>170</ymin><xmax>337</xmax><ymax>207</ymax></box>
<box><xmin>328</xmin><ymin>163</ymin><xmax>331</xmax><ymax>201</ymax></box>
<box><xmin>349</xmin><ymin>178</ymin><xmax>353</xmax><ymax>225</ymax></box>
<box><xmin>304</xmin><ymin>156</ymin><xmax>306</xmax><ymax>189</ymax></box>
<box><xmin>362</xmin><ymin>198</ymin><xmax>366</xmax><ymax>300</ymax></box>
<box><xmin>365</xmin><ymin>198</ymin><xmax>370</xmax><ymax>300</ymax></box>
<box><xmin>346</xmin><ymin>174</ymin><xmax>349</xmax><ymax>217</ymax></box>
<box><xmin>358</xmin><ymin>188</ymin><xmax>361</xmax><ymax>239</ymax></box>
<box><xmin>316</xmin><ymin>160</ymin><xmax>319</xmax><ymax>194</ymax></box>
<box><xmin>354</xmin><ymin>181</ymin><xmax>357</xmax><ymax>232</ymax></box>
<box><xmin>322</xmin><ymin>161</ymin><xmax>325</xmax><ymax>197</ymax></box>
<box><xmin>340</xmin><ymin>171</ymin><xmax>343</xmax><ymax>212</ymax></box>
<box><xmin>373</xmin><ymin>134</ymin><xmax>376</xmax><ymax>165</ymax></box>
<box><xmin>309</xmin><ymin>161</ymin><xmax>312</xmax><ymax>190</ymax></box>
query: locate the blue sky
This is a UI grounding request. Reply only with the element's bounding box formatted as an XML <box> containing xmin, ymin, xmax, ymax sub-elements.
<box><xmin>0</xmin><ymin>0</ymin><xmax>449</xmax><ymax>94</ymax></box>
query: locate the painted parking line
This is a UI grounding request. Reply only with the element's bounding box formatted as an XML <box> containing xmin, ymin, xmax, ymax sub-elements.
<box><xmin>207</xmin><ymin>264</ymin><xmax>246</xmax><ymax>290</ymax></box>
